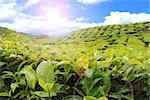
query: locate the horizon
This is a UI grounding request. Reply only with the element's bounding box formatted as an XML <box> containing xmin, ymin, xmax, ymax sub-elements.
<box><xmin>0</xmin><ymin>0</ymin><xmax>150</xmax><ymax>36</ymax></box>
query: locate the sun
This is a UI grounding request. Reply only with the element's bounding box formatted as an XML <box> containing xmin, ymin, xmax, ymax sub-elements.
<box><xmin>46</xmin><ymin>8</ymin><xmax>63</xmax><ymax>21</ymax></box>
<box><xmin>38</xmin><ymin>4</ymin><xmax>69</xmax><ymax>26</ymax></box>
<box><xmin>35</xmin><ymin>0</ymin><xmax>70</xmax><ymax>34</ymax></box>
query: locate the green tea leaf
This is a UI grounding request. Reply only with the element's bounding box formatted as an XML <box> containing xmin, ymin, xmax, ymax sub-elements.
<box><xmin>11</xmin><ymin>82</ymin><xmax>19</xmax><ymax>93</ymax></box>
<box><xmin>98</xmin><ymin>96</ymin><xmax>108</xmax><ymax>100</ymax></box>
<box><xmin>32</xmin><ymin>91</ymin><xmax>49</xmax><ymax>97</ymax></box>
<box><xmin>84</xmin><ymin>96</ymin><xmax>97</xmax><ymax>100</ymax></box>
<box><xmin>36</xmin><ymin>61</ymin><xmax>55</xmax><ymax>92</ymax></box>
<box><xmin>85</xmin><ymin>69</ymin><xmax>94</xmax><ymax>78</ymax></box>
<box><xmin>21</xmin><ymin>65</ymin><xmax>37</xmax><ymax>89</ymax></box>
<box><xmin>36</xmin><ymin>61</ymin><xmax>54</xmax><ymax>83</ymax></box>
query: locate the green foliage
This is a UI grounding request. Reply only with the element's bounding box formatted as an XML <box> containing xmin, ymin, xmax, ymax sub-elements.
<box><xmin>36</xmin><ymin>61</ymin><xmax>55</xmax><ymax>91</ymax></box>
<box><xmin>0</xmin><ymin>22</ymin><xmax>149</xmax><ymax>100</ymax></box>
<box><xmin>21</xmin><ymin>65</ymin><xmax>37</xmax><ymax>90</ymax></box>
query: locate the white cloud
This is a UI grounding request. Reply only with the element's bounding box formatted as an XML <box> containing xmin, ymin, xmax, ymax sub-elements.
<box><xmin>77</xmin><ymin>0</ymin><xmax>109</xmax><ymax>5</ymax></box>
<box><xmin>0</xmin><ymin>15</ymin><xmax>102</xmax><ymax>36</ymax></box>
<box><xmin>104</xmin><ymin>11</ymin><xmax>150</xmax><ymax>25</ymax></box>
<box><xmin>74</xmin><ymin>17</ymin><xmax>89</xmax><ymax>22</ymax></box>
<box><xmin>0</xmin><ymin>0</ymin><xmax>16</xmax><ymax>3</ymax></box>
<box><xmin>0</xmin><ymin>0</ymin><xmax>102</xmax><ymax>36</ymax></box>
<box><xmin>1</xmin><ymin>1</ymin><xmax>150</xmax><ymax>37</ymax></box>
<box><xmin>65</xmin><ymin>20</ymin><xmax>102</xmax><ymax>29</ymax></box>
<box><xmin>24</xmin><ymin>0</ymin><xmax>41</xmax><ymax>9</ymax></box>
<box><xmin>0</xmin><ymin>3</ymin><xmax>17</xmax><ymax>19</ymax></box>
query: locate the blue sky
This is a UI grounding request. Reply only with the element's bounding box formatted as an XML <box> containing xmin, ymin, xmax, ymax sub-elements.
<box><xmin>71</xmin><ymin>0</ymin><xmax>149</xmax><ymax>22</ymax></box>
<box><xmin>0</xmin><ymin>0</ymin><xmax>150</xmax><ymax>36</ymax></box>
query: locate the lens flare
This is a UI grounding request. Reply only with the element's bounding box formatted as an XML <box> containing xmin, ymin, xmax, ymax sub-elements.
<box><xmin>38</xmin><ymin>0</ymin><xmax>70</xmax><ymax>20</ymax></box>
<box><xmin>35</xmin><ymin>0</ymin><xmax>70</xmax><ymax>35</ymax></box>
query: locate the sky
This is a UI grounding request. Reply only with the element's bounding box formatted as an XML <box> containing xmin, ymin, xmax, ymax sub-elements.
<box><xmin>0</xmin><ymin>0</ymin><xmax>150</xmax><ymax>36</ymax></box>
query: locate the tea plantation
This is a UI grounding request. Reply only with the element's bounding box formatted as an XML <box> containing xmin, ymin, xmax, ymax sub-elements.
<box><xmin>0</xmin><ymin>22</ymin><xmax>149</xmax><ymax>100</ymax></box>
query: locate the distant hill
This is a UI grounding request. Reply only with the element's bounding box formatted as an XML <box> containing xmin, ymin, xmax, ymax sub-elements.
<box><xmin>0</xmin><ymin>27</ymin><xmax>32</xmax><ymax>41</ymax></box>
<box><xmin>0</xmin><ymin>27</ymin><xmax>54</xmax><ymax>43</ymax></box>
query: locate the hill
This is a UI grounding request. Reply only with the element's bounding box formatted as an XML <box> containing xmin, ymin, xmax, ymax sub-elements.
<box><xmin>57</xmin><ymin>22</ymin><xmax>150</xmax><ymax>49</ymax></box>
<box><xmin>0</xmin><ymin>27</ymin><xmax>56</xmax><ymax>44</ymax></box>
<box><xmin>0</xmin><ymin>27</ymin><xmax>31</xmax><ymax>41</ymax></box>
<box><xmin>0</xmin><ymin>22</ymin><xmax>149</xmax><ymax>100</ymax></box>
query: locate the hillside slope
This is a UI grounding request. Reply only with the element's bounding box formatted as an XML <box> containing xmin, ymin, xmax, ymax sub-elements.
<box><xmin>57</xmin><ymin>22</ymin><xmax>150</xmax><ymax>50</ymax></box>
<box><xmin>0</xmin><ymin>22</ymin><xmax>150</xmax><ymax>100</ymax></box>
<box><xmin>0</xmin><ymin>27</ymin><xmax>31</xmax><ymax>41</ymax></box>
<box><xmin>0</xmin><ymin>27</ymin><xmax>56</xmax><ymax>44</ymax></box>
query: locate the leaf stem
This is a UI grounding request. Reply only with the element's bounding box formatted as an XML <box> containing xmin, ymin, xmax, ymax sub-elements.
<box><xmin>48</xmin><ymin>89</ymin><xmax>51</xmax><ymax>100</ymax></box>
<box><xmin>126</xmin><ymin>80</ymin><xmax>134</xmax><ymax>100</ymax></box>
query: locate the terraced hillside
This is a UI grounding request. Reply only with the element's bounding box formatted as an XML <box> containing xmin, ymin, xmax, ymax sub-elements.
<box><xmin>0</xmin><ymin>22</ymin><xmax>150</xmax><ymax>100</ymax></box>
<box><xmin>58</xmin><ymin>22</ymin><xmax>150</xmax><ymax>49</ymax></box>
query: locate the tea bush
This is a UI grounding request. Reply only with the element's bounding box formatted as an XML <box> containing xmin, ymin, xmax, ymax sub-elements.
<box><xmin>0</xmin><ymin>22</ymin><xmax>149</xmax><ymax>100</ymax></box>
